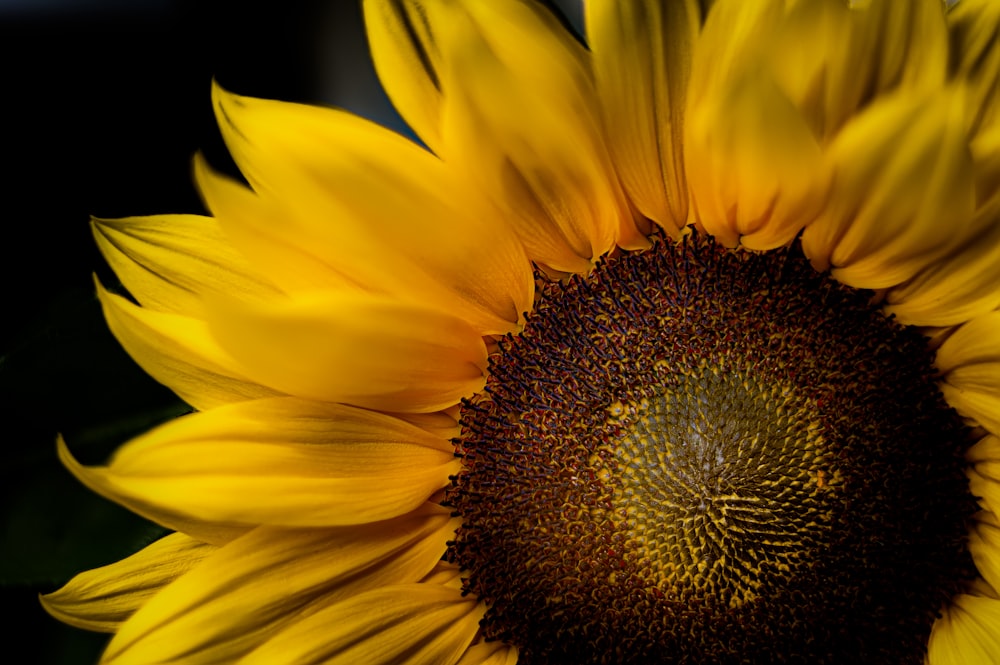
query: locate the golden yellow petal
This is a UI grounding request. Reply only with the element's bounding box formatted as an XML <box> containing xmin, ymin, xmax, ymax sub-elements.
<box><xmin>362</xmin><ymin>0</ymin><xmax>444</xmax><ymax>152</ymax></box>
<box><xmin>937</xmin><ymin>311</ymin><xmax>1000</xmax><ymax>436</ymax></box>
<box><xmin>102</xmin><ymin>506</ymin><xmax>455</xmax><ymax>665</ymax></box>
<box><xmin>587</xmin><ymin>0</ymin><xmax>700</xmax><ymax>231</ymax></box>
<box><xmin>947</xmin><ymin>0</ymin><xmax>1000</xmax><ymax>138</ymax></box>
<box><xmin>801</xmin><ymin>89</ymin><xmax>975</xmax><ymax>289</ymax></box>
<box><xmin>39</xmin><ymin>533</ymin><xmax>215</xmax><ymax>633</ymax></box>
<box><xmin>455</xmin><ymin>641</ymin><xmax>520</xmax><ymax>665</ymax></box>
<box><xmin>971</xmin><ymin>511</ymin><xmax>1000</xmax><ymax>598</ymax></box>
<box><xmin>193</xmin><ymin>153</ymin><xmax>353</xmax><ymax>295</ymax></box>
<box><xmin>968</xmin><ymin>435</ymin><xmax>1000</xmax><ymax>465</ymax></box>
<box><xmin>204</xmin><ymin>291</ymin><xmax>487</xmax><ymax>413</ymax></box>
<box><xmin>206</xmin><ymin>88</ymin><xmax>534</xmax><ymax>335</ymax></box>
<box><xmin>429</xmin><ymin>0</ymin><xmax>633</xmax><ymax>273</ymax></box>
<box><xmin>685</xmin><ymin>66</ymin><xmax>826</xmax><ymax>250</ymax></box>
<box><xmin>241</xmin><ymin>582</ymin><xmax>486</xmax><ymax>665</ymax></box>
<box><xmin>884</xmin><ymin>193</ymin><xmax>1000</xmax><ymax>327</ymax></box>
<box><xmin>91</xmin><ymin>214</ymin><xmax>279</xmax><ymax>317</ymax></box>
<box><xmin>927</xmin><ymin>593</ymin><xmax>1000</xmax><ymax>665</ymax></box>
<box><xmin>60</xmin><ymin>398</ymin><xmax>461</xmax><ymax>529</ymax></box>
<box><xmin>96</xmin><ymin>281</ymin><xmax>278</xmax><ymax>411</ymax></box>
<box><xmin>820</xmin><ymin>0</ymin><xmax>947</xmax><ymax>135</ymax></box>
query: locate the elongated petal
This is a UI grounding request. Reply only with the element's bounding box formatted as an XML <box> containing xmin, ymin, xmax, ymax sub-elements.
<box><xmin>801</xmin><ymin>90</ymin><xmax>975</xmax><ymax>289</ymax></box>
<box><xmin>972</xmin><ymin>511</ymin><xmax>1000</xmax><ymax>597</ymax></box>
<box><xmin>937</xmin><ymin>311</ymin><xmax>1000</xmax><ymax>436</ymax></box>
<box><xmin>927</xmin><ymin>594</ymin><xmax>1000</xmax><ymax>665</ymax></box>
<box><xmin>587</xmin><ymin>0</ymin><xmax>700</xmax><ymax>231</ymax></box>
<box><xmin>241</xmin><ymin>582</ymin><xmax>485</xmax><ymax>665</ymax></box>
<box><xmin>363</xmin><ymin>0</ymin><xmax>445</xmax><ymax>152</ymax></box>
<box><xmin>96</xmin><ymin>281</ymin><xmax>278</xmax><ymax>411</ymax></box>
<box><xmin>429</xmin><ymin>0</ymin><xmax>634</xmax><ymax>272</ymax></box>
<box><xmin>685</xmin><ymin>66</ymin><xmax>826</xmax><ymax>249</ymax></box>
<box><xmin>40</xmin><ymin>533</ymin><xmax>215</xmax><ymax>633</ymax></box>
<box><xmin>60</xmin><ymin>398</ymin><xmax>460</xmax><ymax>529</ymax></box>
<box><xmin>92</xmin><ymin>214</ymin><xmax>280</xmax><ymax>317</ymax></box>
<box><xmin>820</xmin><ymin>0</ymin><xmax>947</xmax><ymax>135</ymax></box>
<box><xmin>102</xmin><ymin>506</ymin><xmax>456</xmax><ymax>664</ymax></box>
<box><xmin>205</xmin><ymin>291</ymin><xmax>487</xmax><ymax>413</ymax></box>
<box><xmin>967</xmin><ymin>436</ymin><xmax>1000</xmax><ymax>517</ymax></box>
<box><xmin>455</xmin><ymin>641</ymin><xmax>519</xmax><ymax>665</ymax></box>
<box><xmin>208</xmin><ymin>84</ymin><xmax>533</xmax><ymax>334</ymax></box>
<box><xmin>884</xmin><ymin>193</ymin><xmax>1000</xmax><ymax>327</ymax></box>
<box><xmin>947</xmin><ymin>0</ymin><xmax>1000</xmax><ymax>137</ymax></box>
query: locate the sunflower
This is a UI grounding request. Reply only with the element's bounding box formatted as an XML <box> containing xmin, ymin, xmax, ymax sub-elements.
<box><xmin>39</xmin><ymin>0</ymin><xmax>1000</xmax><ymax>663</ymax></box>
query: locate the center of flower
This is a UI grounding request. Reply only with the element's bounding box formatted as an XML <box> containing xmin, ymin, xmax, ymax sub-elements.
<box><xmin>446</xmin><ymin>231</ymin><xmax>975</xmax><ymax>665</ymax></box>
<box><xmin>607</xmin><ymin>368</ymin><xmax>832</xmax><ymax>610</ymax></box>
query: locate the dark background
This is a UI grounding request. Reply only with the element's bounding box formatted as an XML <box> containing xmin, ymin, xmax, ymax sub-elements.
<box><xmin>0</xmin><ymin>2</ymin><xmax>402</xmax><ymax>662</ymax></box>
<box><xmin>0</xmin><ymin>1</ymin><xmax>580</xmax><ymax>663</ymax></box>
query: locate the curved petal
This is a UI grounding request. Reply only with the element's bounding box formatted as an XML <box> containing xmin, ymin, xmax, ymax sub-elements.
<box><xmin>586</xmin><ymin>0</ymin><xmax>700</xmax><ymax>232</ymax></box>
<box><xmin>363</xmin><ymin>0</ymin><xmax>445</xmax><ymax>152</ymax></box>
<box><xmin>937</xmin><ymin>311</ymin><xmax>1000</xmax><ymax>436</ymax></box>
<box><xmin>685</xmin><ymin>66</ymin><xmax>827</xmax><ymax>249</ymax></box>
<box><xmin>455</xmin><ymin>641</ymin><xmax>519</xmax><ymax>665</ymax></box>
<box><xmin>947</xmin><ymin>0</ymin><xmax>1000</xmax><ymax>138</ymax></box>
<box><xmin>801</xmin><ymin>89</ymin><xmax>975</xmax><ymax>289</ymax></box>
<box><xmin>884</xmin><ymin>191</ymin><xmax>1000</xmax><ymax>327</ymax></box>
<box><xmin>102</xmin><ymin>506</ymin><xmax>456</xmax><ymax>665</ymax></box>
<box><xmin>241</xmin><ymin>581</ymin><xmax>485</xmax><ymax>665</ymax></box>
<box><xmin>927</xmin><ymin>593</ymin><xmax>1000</xmax><ymax>665</ymax></box>
<box><xmin>96</xmin><ymin>280</ymin><xmax>278</xmax><ymax>411</ymax></box>
<box><xmin>971</xmin><ymin>510</ymin><xmax>1000</xmax><ymax>597</ymax></box>
<box><xmin>59</xmin><ymin>398</ymin><xmax>461</xmax><ymax>529</ymax></box>
<box><xmin>820</xmin><ymin>0</ymin><xmax>947</xmax><ymax>135</ymax></box>
<box><xmin>429</xmin><ymin>0</ymin><xmax>635</xmax><ymax>272</ymax></box>
<box><xmin>40</xmin><ymin>533</ymin><xmax>215</xmax><ymax>633</ymax></box>
<box><xmin>204</xmin><ymin>291</ymin><xmax>487</xmax><ymax>413</ymax></box>
<box><xmin>207</xmin><ymin>87</ymin><xmax>533</xmax><ymax>335</ymax></box>
<box><xmin>92</xmin><ymin>214</ymin><xmax>280</xmax><ymax>317</ymax></box>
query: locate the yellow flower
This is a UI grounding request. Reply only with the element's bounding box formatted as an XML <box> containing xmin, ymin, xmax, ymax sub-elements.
<box><xmin>40</xmin><ymin>0</ymin><xmax>1000</xmax><ymax>663</ymax></box>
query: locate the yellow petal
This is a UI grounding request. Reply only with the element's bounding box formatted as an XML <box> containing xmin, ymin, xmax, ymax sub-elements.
<box><xmin>96</xmin><ymin>280</ymin><xmax>278</xmax><ymax>411</ymax></box>
<box><xmin>430</xmin><ymin>0</ymin><xmax>632</xmax><ymax>272</ymax></box>
<box><xmin>685</xmin><ymin>66</ymin><xmax>826</xmax><ymax>249</ymax></box>
<box><xmin>587</xmin><ymin>0</ymin><xmax>700</xmax><ymax>231</ymax></box>
<box><xmin>192</xmin><ymin>154</ymin><xmax>352</xmax><ymax>294</ymax></box>
<box><xmin>241</xmin><ymin>581</ymin><xmax>485</xmax><ymax>665</ymax></box>
<box><xmin>40</xmin><ymin>533</ymin><xmax>215</xmax><ymax>633</ymax></box>
<box><xmin>205</xmin><ymin>291</ymin><xmax>487</xmax><ymax>413</ymax></box>
<box><xmin>947</xmin><ymin>0</ymin><xmax>1000</xmax><ymax>138</ymax></box>
<box><xmin>363</xmin><ymin>0</ymin><xmax>445</xmax><ymax>152</ymax></box>
<box><xmin>102</xmin><ymin>506</ymin><xmax>456</xmax><ymax>665</ymax></box>
<box><xmin>820</xmin><ymin>0</ymin><xmax>947</xmax><ymax>135</ymax></box>
<box><xmin>927</xmin><ymin>594</ymin><xmax>1000</xmax><ymax>665</ymax></box>
<box><xmin>207</xmin><ymin>85</ymin><xmax>533</xmax><ymax>334</ymax></box>
<box><xmin>801</xmin><ymin>89</ymin><xmax>975</xmax><ymax>289</ymax></box>
<box><xmin>972</xmin><ymin>511</ymin><xmax>1000</xmax><ymax>597</ymax></box>
<box><xmin>884</xmin><ymin>193</ymin><xmax>1000</xmax><ymax>327</ymax></box>
<box><xmin>60</xmin><ymin>398</ymin><xmax>461</xmax><ymax>529</ymax></box>
<box><xmin>937</xmin><ymin>311</ymin><xmax>1000</xmax><ymax>436</ymax></box>
<box><xmin>455</xmin><ymin>641</ymin><xmax>519</xmax><ymax>665</ymax></box>
<box><xmin>91</xmin><ymin>214</ymin><xmax>279</xmax><ymax>317</ymax></box>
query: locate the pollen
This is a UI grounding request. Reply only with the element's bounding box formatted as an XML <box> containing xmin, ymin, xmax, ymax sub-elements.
<box><xmin>446</xmin><ymin>231</ymin><xmax>976</xmax><ymax>664</ymax></box>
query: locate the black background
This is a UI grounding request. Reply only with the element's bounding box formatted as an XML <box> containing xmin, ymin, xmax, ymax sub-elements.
<box><xmin>0</xmin><ymin>2</ymin><xmax>400</xmax><ymax>662</ymax></box>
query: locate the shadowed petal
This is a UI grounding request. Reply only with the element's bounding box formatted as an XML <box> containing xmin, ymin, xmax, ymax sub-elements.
<box><xmin>59</xmin><ymin>398</ymin><xmax>461</xmax><ymax>529</ymax></box>
<box><xmin>40</xmin><ymin>533</ymin><xmax>216</xmax><ymax>633</ymax></box>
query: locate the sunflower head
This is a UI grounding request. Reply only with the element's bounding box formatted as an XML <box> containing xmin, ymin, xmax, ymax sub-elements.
<box><xmin>38</xmin><ymin>1</ymin><xmax>1000</xmax><ymax>664</ymax></box>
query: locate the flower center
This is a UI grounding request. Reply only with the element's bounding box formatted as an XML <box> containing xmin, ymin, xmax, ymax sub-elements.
<box><xmin>446</xmin><ymin>231</ymin><xmax>976</xmax><ymax>665</ymax></box>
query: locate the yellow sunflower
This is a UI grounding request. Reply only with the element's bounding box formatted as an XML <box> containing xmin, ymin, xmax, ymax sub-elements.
<box><xmin>40</xmin><ymin>0</ymin><xmax>1000</xmax><ymax>663</ymax></box>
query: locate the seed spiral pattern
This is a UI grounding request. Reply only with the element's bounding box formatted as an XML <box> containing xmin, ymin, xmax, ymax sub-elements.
<box><xmin>446</xmin><ymin>231</ymin><xmax>975</xmax><ymax>664</ymax></box>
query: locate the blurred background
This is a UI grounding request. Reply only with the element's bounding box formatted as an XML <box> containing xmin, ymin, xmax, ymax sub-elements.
<box><xmin>0</xmin><ymin>1</ymin><xmax>580</xmax><ymax>662</ymax></box>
